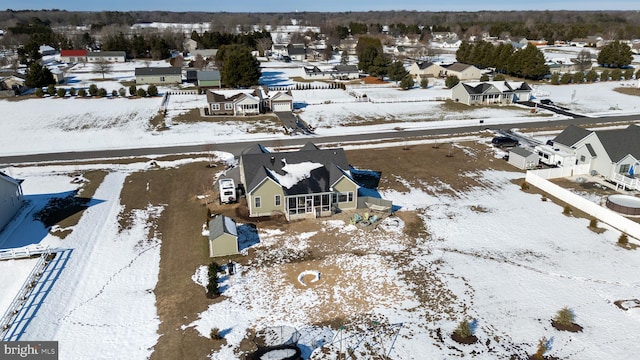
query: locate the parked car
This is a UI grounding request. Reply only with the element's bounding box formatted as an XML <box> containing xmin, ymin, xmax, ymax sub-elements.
<box><xmin>540</xmin><ymin>99</ymin><xmax>554</xmax><ymax>105</ymax></box>
<box><xmin>491</xmin><ymin>136</ymin><xmax>519</xmax><ymax>148</ymax></box>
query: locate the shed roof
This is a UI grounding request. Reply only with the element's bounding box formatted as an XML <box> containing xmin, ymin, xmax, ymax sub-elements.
<box><xmin>510</xmin><ymin>147</ymin><xmax>535</xmax><ymax>157</ymax></box>
<box><xmin>208</xmin><ymin>215</ymin><xmax>237</xmax><ymax>241</ymax></box>
<box><xmin>135</xmin><ymin>67</ymin><xmax>182</xmax><ymax>76</ymax></box>
<box><xmin>197</xmin><ymin>70</ymin><xmax>221</xmax><ymax>81</ymax></box>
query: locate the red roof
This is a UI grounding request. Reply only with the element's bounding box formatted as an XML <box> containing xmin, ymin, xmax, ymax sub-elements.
<box><xmin>60</xmin><ymin>49</ymin><xmax>87</xmax><ymax>57</ymax></box>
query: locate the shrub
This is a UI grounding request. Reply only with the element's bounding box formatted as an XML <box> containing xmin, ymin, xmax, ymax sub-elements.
<box><xmin>618</xmin><ymin>233</ymin><xmax>629</xmax><ymax>245</ymax></box>
<box><xmin>46</xmin><ymin>84</ymin><xmax>56</xmax><ymax>96</ymax></box>
<box><xmin>137</xmin><ymin>88</ymin><xmax>147</xmax><ymax>97</ymax></box>
<box><xmin>572</xmin><ymin>71</ymin><xmax>584</xmax><ymax>84</ymax></box>
<box><xmin>520</xmin><ymin>182</ymin><xmax>530</xmax><ymax>190</ymax></box>
<box><xmin>563</xmin><ymin>205</ymin><xmax>572</xmax><ymax>215</ymax></box>
<box><xmin>210</xmin><ymin>328</ymin><xmax>222</xmax><ymax>340</ymax></box>
<box><xmin>445</xmin><ymin>75</ymin><xmax>460</xmax><ymax>89</ymax></box>
<box><xmin>35</xmin><ymin>88</ymin><xmax>44</xmax><ymax>97</ymax></box>
<box><xmin>479</xmin><ymin>73</ymin><xmax>489</xmax><ymax>81</ymax></box>
<box><xmin>111</xmin><ymin>90</ymin><xmax>118</xmax><ymax>97</ymax></box>
<box><xmin>419</xmin><ymin>78</ymin><xmax>429</xmax><ymax>89</ymax></box>
<box><xmin>88</xmin><ymin>84</ymin><xmax>98</xmax><ymax>96</ymax></box>
<box><xmin>589</xmin><ymin>218</ymin><xmax>598</xmax><ymax>228</ymax></box>
<box><xmin>600</xmin><ymin>69</ymin><xmax>610</xmax><ymax>82</ymax></box>
<box><xmin>623</xmin><ymin>69</ymin><xmax>634</xmax><ymax>80</ymax></box>
<box><xmin>147</xmin><ymin>84</ymin><xmax>158</xmax><ymax>96</ymax></box>
<box><xmin>636</xmin><ymin>69</ymin><xmax>640</xmax><ymax>80</ymax></box>
<box><xmin>77</xmin><ymin>88</ymin><xmax>87</xmax><ymax>97</ymax></box>
<box><xmin>69</xmin><ymin>87</ymin><xmax>76</xmax><ymax>96</ymax></box>
<box><xmin>553</xmin><ymin>307</ymin><xmax>575</xmax><ymax>326</ymax></box>
<box><xmin>56</xmin><ymin>88</ymin><xmax>66</xmax><ymax>97</ymax></box>
<box><xmin>206</xmin><ymin>262</ymin><xmax>220</xmax><ymax>297</ymax></box>
<box><xmin>533</xmin><ymin>337</ymin><xmax>552</xmax><ymax>360</ymax></box>
<box><xmin>129</xmin><ymin>85</ymin><xmax>137</xmax><ymax>97</ymax></box>
<box><xmin>560</xmin><ymin>73</ymin><xmax>572</xmax><ymax>84</ymax></box>
<box><xmin>550</xmin><ymin>73</ymin><xmax>560</xmax><ymax>85</ymax></box>
<box><xmin>610</xmin><ymin>69</ymin><xmax>622</xmax><ymax>81</ymax></box>
<box><xmin>585</xmin><ymin>69</ymin><xmax>598</xmax><ymax>83</ymax></box>
<box><xmin>454</xmin><ymin>319</ymin><xmax>473</xmax><ymax>338</ymax></box>
<box><xmin>118</xmin><ymin>87</ymin><xmax>126</xmax><ymax>97</ymax></box>
<box><xmin>493</xmin><ymin>74</ymin><xmax>505</xmax><ymax>81</ymax></box>
<box><xmin>97</xmin><ymin>88</ymin><xmax>108</xmax><ymax>97</ymax></box>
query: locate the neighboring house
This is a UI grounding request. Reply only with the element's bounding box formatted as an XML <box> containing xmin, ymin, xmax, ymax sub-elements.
<box><xmin>508</xmin><ymin>147</ymin><xmax>538</xmax><ymax>170</ymax></box>
<box><xmin>190</xmin><ymin>49</ymin><xmax>218</xmax><ymax>60</ymax></box>
<box><xmin>87</xmin><ymin>51</ymin><xmax>126</xmax><ymax>63</ymax></box>
<box><xmin>547</xmin><ymin>59</ymin><xmax>591</xmax><ymax>74</ymax></box>
<box><xmin>207</xmin><ymin>215</ymin><xmax>239</xmax><ymax>257</ymax></box>
<box><xmin>549</xmin><ymin>125</ymin><xmax>640</xmax><ymax>189</ymax></box>
<box><xmin>0</xmin><ymin>171</ymin><xmax>24</xmax><ymax>233</ymax></box>
<box><xmin>59</xmin><ymin>49</ymin><xmax>87</xmax><ymax>63</ymax></box>
<box><xmin>268</xmin><ymin>90</ymin><xmax>293</xmax><ymax>112</ymax></box>
<box><xmin>135</xmin><ymin>67</ymin><xmax>182</xmax><ymax>85</ymax></box>
<box><xmin>287</xmin><ymin>46</ymin><xmax>306</xmax><ymax>61</ymax></box>
<box><xmin>238</xmin><ymin>142</ymin><xmax>359</xmax><ymax>220</ymax></box>
<box><xmin>569</xmin><ymin>36</ymin><xmax>604</xmax><ymax>48</ymax></box>
<box><xmin>441</xmin><ymin>62</ymin><xmax>481</xmax><ymax>81</ymax></box>
<box><xmin>339</xmin><ymin>37</ymin><xmax>358</xmax><ymax>55</ymax></box>
<box><xmin>196</xmin><ymin>70</ymin><xmax>221</xmax><ymax>88</ymax></box>
<box><xmin>206</xmin><ymin>90</ymin><xmax>262</xmax><ymax>116</ymax></box>
<box><xmin>271</xmin><ymin>44</ymin><xmax>289</xmax><ymax>58</ymax></box>
<box><xmin>0</xmin><ymin>75</ymin><xmax>25</xmax><ymax>97</ymax></box>
<box><xmin>303</xmin><ymin>64</ymin><xmax>359</xmax><ymax>80</ymax></box>
<box><xmin>441</xmin><ymin>39</ymin><xmax>462</xmax><ymax>48</ymax></box>
<box><xmin>408</xmin><ymin>61</ymin><xmax>445</xmax><ymax>83</ymax></box>
<box><xmin>451</xmin><ymin>81</ymin><xmax>532</xmax><ymax>105</ymax></box>
<box><xmin>184</xmin><ymin>38</ymin><xmax>198</xmax><ymax>53</ymax></box>
<box><xmin>39</xmin><ymin>45</ymin><xmax>56</xmax><ymax>56</ymax></box>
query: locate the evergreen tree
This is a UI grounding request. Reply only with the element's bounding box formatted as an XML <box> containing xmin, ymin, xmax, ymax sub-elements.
<box><xmin>600</xmin><ymin>69</ymin><xmax>610</xmax><ymax>81</ymax></box>
<box><xmin>34</xmin><ymin>88</ymin><xmax>44</xmax><ymax>97</ymax></box>
<box><xmin>388</xmin><ymin>61</ymin><xmax>408</xmax><ymax>83</ymax></box>
<box><xmin>340</xmin><ymin>50</ymin><xmax>349</xmax><ymax>65</ymax></box>
<box><xmin>597</xmin><ymin>41</ymin><xmax>633</xmax><ymax>68</ymax></box>
<box><xmin>420</xmin><ymin>78</ymin><xmax>429</xmax><ymax>88</ymax></box>
<box><xmin>623</xmin><ymin>69</ymin><xmax>634</xmax><ymax>80</ymax></box>
<box><xmin>137</xmin><ymin>88</ymin><xmax>147</xmax><ymax>97</ymax></box>
<box><xmin>399</xmin><ymin>75</ymin><xmax>414</xmax><ymax>90</ymax></box>
<box><xmin>550</xmin><ymin>73</ymin><xmax>560</xmax><ymax>85</ymax></box>
<box><xmin>636</xmin><ymin>69</ymin><xmax>640</xmax><ymax>80</ymax></box>
<box><xmin>494</xmin><ymin>74</ymin><xmax>505</xmax><ymax>81</ymax></box>
<box><xmin>572</xmin><ymin>71</ymin><xmax>585</xmax><ymax>83</ymax></box>
<box><xmin>356</xmin><ymin>36</ymin><xmax>383</xmax><ymax>73</ymax></box>
<box><xmin>480</xmin><ymin>73</ymin><xmax>489</xmax><ymax>81</ymax></box>
<box><xmin>25</xmin><ymin>62</ymin><xmax>55</xmax><ymax>88</ymax></box>
<box><xmin>88</xmin><ymin>84</ymin><xmax>98</xmax><ymax>96</ymax></box>
<box><xmin>494</xmin><ymin>43</ymin><xmax>514</xmax><ymax>73</ymax></box>
<box><xmin>610</xmin><ymin>68</ymin><xmax>622</xmax><ymax>81</ymax></box>
<box><xmin>585</xmin><ymin>69</ymin><xmax>598</xmax><ymax>82</ymax></box>
<box><xmin>456</xmin><ymin>41</ymin><xmax>473</xmax><ymax>64</ymax></box>
<box><xmin>69</xmin><ymin>87</ymin><xmax>76</xmax><ymax>96</ymax></box>
<box><xmin>147</xmin><ymin>85</ymin><xmax>158</xmax><ymax>97</ymax></box>
<box><xmin>445</xmin><ymin>75</ymin><xmax>460</xmax><ymax>89</ymax></box>
<box><xmin>507</xmin><ymin>44</ymin><xmax>549</xmax><ymax>80</ymax></box>
<box><xmin>129</xmin><ymin>85</ymin><xmax>137</xmax><ymax>97</ymax></box>
<box><xmin>218</xmin><ymin>45</ymin><xmax>261</xmax><ymax>88</ymax></box>
<box><xmin>560</xmin><ymin>73</ymin><xmax>572</xmax><ymax>84</ymax></box>
<box><xmin>46</xmin><ymin>84</ymin><xmax>56</xmax><ymax>96</ymax></box>
<box><xmin>77</xmin><ymin>88</ymin><xmax>87</xmax><ymax>97</ymax></box>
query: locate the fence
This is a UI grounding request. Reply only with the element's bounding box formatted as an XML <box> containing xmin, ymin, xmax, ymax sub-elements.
<box><xmin>525</xmin><ymin>172</ymin><xmax>640</xmax><ymax>237</ymax></box>
<box><xmin>0</xmin><ymin>245</ymin><xmax>50</xmax><ymax>261</ymax></box>
<box><xmin>0</xmin><ymin>248</ymin><xmax>52</xmax><ymax>338</ymax></box>
<box><xmin>527</xmin><ymin>164</ymin><xmax>590</xmax><ymax>180</ymax></box>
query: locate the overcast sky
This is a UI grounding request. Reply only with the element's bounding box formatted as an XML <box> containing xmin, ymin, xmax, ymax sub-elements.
<box><xmin>3</xmin><ymin>0</ymin><xmax>639</xmax><ymax>12</ymax></box>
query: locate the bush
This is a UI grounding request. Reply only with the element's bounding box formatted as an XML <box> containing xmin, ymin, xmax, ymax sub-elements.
<box><xmin>88</xmin><ymin>84</ymin><xmax>98</xmax><ymax>96</ymax></box>
<box><xmin>147</xmin><ymin>84</ymin><xmax>158</xmax><ymax>96</ymax></box>
<box><xmin>610</xmin><ymin>68</ymin><xmax>622</xmax><ymax>81</ymax></box>
<box><xmin>636</xmin><ymin>69</ymin><xmax>640</xmax><ymax>80</ymax></box>
<box><xmin>77</xmin><ymin>88</ymin><xmax>87</xmax><ymax>97</ymax></box>
<box><xmin>69</xmin><ymin>87</ymin><xmax>76</xmax><ymax>96</ymax></box>
<box><xmin>129</xmin><ymin>85</ymin><xmax>137</xmax><ymax>97</ymax></box>
<box><xmin>97</xmin><ymin>88</ymin><xmax>108</xmax><ymax>97</ymax></box>
<box><xmin>46</xmin><ymin>84</ymin><xmax>56</xmax><ymax>96</ymax></box>
<box><xmin>618</xmin><ymin>233</ymin><xmax>629</xmax><ymax>245</ymax></box>
<box><xmin>623</xmin><ymin>69</ymin><xmax>634</xmax><ymax>80</ymax></box>
<box><xmin>419</xmin><ymin>78</ymin><xmax>429</xmax><ymax>89</ymax></box>
<box><xmin>550</xmin><ymin>73</ymin><xmax>560</xmax><ymax>85</ymax></box>
<box><xmin>563</xmin><ymin>205</ymin><xmax>572</xmax><ymax>215</ymax></box>
<box><xmin>560</xmin><ymin>73</ymin><xmax>572</xmax><ymax>84</ymax></box>
<box><xmin>119</xmin><ymin>87</ymin><xmax>126</xmax><ymax>97</ymax></box>
<box><xmin>479</xmin><ymin>73</ymin><xmax>489</xmax><ymax>81</ymax></box>
<box><xmin>56</xmin><ymin>88</ymin><xmax>66</xmax><ymax>97</ymax></box>
<box><xmin>493</xmin><ymin>74</ymin><xmax>505</xmax><ymax>81</ymax></box>
<box><xmin>585</xmin><ymin>69</ymin><xmax>598</xmax><ymax>83</ymax></box>
<box><xmin>206</xmin><ymin>262</ymin><xmax>220</xmax><ymax>297</ymax></box>
<box><xmin>533</xmin><ymin>337</ymin><xmax>551</xmax><ymax>360</ymax></box>
<box><xmin>454</xmin><ymin>319</ymin><xmax>473</xmax><ymax>338</ymax></box>
<box><xmin>111</xmin><ymin>89</ymin><xmax>118</xmax><ymax>97</ymax></box>
<box><xmin>35</xmin><ymin>88</ymin><xmax>44</xmax><ymax>97</ymax></box>
<box><xmin>554</xmin><ymin>306</ymin><xmax>575</xmax><ymax>326</ymax></box>
<box><xmin>589</xmin><ymin>219</ymin><xmax>598</xmax><ymax>228</ymax></box>
<box><xmin>572</xmin><ymin>71</ymin><xmax>585</xmax><ymax>84</ymax></box>
<box><xmin>445</xmin><ymin>75</ymin><xmax>460</xmax><ymax>89</ymax></box>
<box><xmin>600</xmin><ymin>69</ymin><xmax>610</xmax><ymax>81</ymax></box>
<box><xmin>137</xmin><ymin>88</ymin><xmax>147</xmax><ymax>97</ymax></box>
<box><xmin>210</xmin><ymin>328</ymin><xmax>222</xmax><ymax>340</ymax></box>
<box><xmin>520</xmin><ymin>182</ymin><xmax>530</xmax><ymax>190</ymax></box>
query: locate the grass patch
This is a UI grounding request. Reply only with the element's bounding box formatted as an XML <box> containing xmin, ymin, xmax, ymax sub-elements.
<box><xmin>170</xmin><ymin>109</ymin><xmax>282</xmax><ymax>133</ymax></box>
<box><xmin>613</xmin><ymin>87</ymin><xmax>640</xmax><ymax>97</ymax></box>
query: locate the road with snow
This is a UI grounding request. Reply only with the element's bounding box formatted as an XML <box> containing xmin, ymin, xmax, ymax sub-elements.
<box><xmin>0</xmin><ymin>113</ymin><xmax>638</xmax><ymax>165</ymax></box>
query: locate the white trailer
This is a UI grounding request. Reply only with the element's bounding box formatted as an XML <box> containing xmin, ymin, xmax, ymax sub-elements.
<box><xmin>218</xmin><ymin>178</ymin><xmax>236</xmax><ymax>204</ymax></box>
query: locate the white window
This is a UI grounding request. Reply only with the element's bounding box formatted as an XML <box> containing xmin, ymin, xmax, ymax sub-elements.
<box><xmin>160</xmin><ymin>76</ymin><xmax>165</xmax><ymax>82</ymax></box>
<box><xmin>275</xmin><ymin>195</ymin><xmax>281</xmax><ymax>206</ymax></box>
<box><xmin>225</xmin><ymin>103</ymin><xmax>233</xmax><ymax>110</ymax></box>
<box><xmin>212</xmin><ymin>104</ymin><xmax>220</xmax><ymax>110</ymax></box>
<box><xmin>337</xmin><ymin>191</ymin><xmax>353</xmax><ymax>203</ymax></box>
<box><xmin>255</xmin><ymin>196</ymin><xmax>261</xmax><ymax>208</ymax></box>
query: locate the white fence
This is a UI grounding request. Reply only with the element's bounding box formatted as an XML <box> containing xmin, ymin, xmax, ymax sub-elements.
<box><xmin>0</xmin><ymin>248</ymin><xmax>52</xmax><ymax>338</ymax></box>
<box><xmin>0</xmin><ymin>245</ymin><xmax>50</xmax><ymax>261</ymax></box>
<box><xmin>527</xmin><ymin>164</ymin><xmax>590</xmax><ymax>179</ymax></box>
<box><xmin>612</xmin><ymin>173</ymin><xmax>640</xmax><ymax>191</ymax></box>
<box><xmin>525</xmin><ymin>172</ymin><xmax>640</xmax><ymax>237</ymax></box>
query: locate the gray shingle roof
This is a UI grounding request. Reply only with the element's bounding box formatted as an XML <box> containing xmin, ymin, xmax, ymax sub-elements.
<box><xmin>208</xmin><ymin>215</ymin><xmax>237</xmax><ymax>240</ymax></box>
<box><xmin>596</xmin><ymin>125</ymin><xmax>640</xmax><ymax>162</ymax></box>
<box><xmin>444</xmin><ymin>62</ymin><xmax>472</xmax><ymax>72</ymax></box>
<box><xmin>87</xmin><ymin>51</ymin><xmax>126</xmax><ymax>58</ymax></box>
<box><xmin>241</xmin><ymin>142</ymin><xmax>351</xmax><ymax>195</ymax></box>
<box><xmin>135</xmin><ymin>67</ymin><xmax>182</xmax><ymax>76</ymax></box>
<box><xmin>197</xmin><ymin>70</ymin><xmax>220</xmax><ymax>81</ymax></box>
<box><xmin>510</xmin><ymin>147</ymin><xmax>534</xmax><ymax>157</ymax></box>
<box><xmin>553</xmin><ymin>125</ymin><xmax>592</xmax><ymax>147</ymax></box>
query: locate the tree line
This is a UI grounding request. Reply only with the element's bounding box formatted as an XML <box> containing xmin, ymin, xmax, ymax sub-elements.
<box><xmin>456</xmin><ymin>41</ymin><xmax>549</xmax><ymax>80</ymax></box>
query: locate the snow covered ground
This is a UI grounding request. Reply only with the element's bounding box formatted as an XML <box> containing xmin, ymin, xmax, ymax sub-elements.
<box><xmin>1</xmin><ymin>49</ymin><xmax>640</xmax><ymax>359</ymax></box>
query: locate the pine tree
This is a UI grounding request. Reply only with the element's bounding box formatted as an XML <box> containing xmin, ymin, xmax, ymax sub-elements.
<box><xmin>597</xmin><ymin>41</ymin><xmax>633</xmax><ymax>68</ymax></box>
<box><xmin>399</xmin><ymin>75</ymin><xmax>414</xmax><ymax>90</ymax></box>
<box><xmin>585</xmin><ymin>69</ymin><xmax>598</xmax><ymax>82</ymax></box>
<box><xmin>388</xmin><ymin>61</ymin><xmax>409</xmax><ymax>83</ymax></box>
<box><xmin>445</xmin><ymin>75</ymin><xmax>460</xmax><ymax>89</ymax></box>
<box><xmin>218</xmin><ymin>45</ymin><xmax>261</xmax><ymax>88</ymax></box>
<box><xmin>25</xmin><ymin>62</ymin><xmax>55</xmax><ymax>88</ymax></box>
<box><xmin>550</xmin><ymin>73</ymin><xmax>560</xmax><ymax>85</ymax></box>
<box><xmin>456</xmin><ymin>41</ymin><xmax>473</xmax><ymax>64</ymax></box>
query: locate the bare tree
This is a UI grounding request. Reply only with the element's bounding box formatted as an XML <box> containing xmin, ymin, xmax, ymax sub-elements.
<box><xmin>575</xmin><ymin>49</ymin><xmax>592</xmax><ymax>72</ymax></box>
<box><xmin>193</xmin><ymin>54</ymin><xmax>206</xmax><ymax>70</ymax></box>
<box><xmin>256</xmin><ymin>37</ymin><xmax>273</xmax><ymax>59</ymax></box>
<box><xmin>93</xmin><ymin>60</ymin><xmax>113</xmax><ymax>79</ymax></box>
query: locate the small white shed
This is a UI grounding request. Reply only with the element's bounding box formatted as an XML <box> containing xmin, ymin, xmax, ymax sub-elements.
<box><xmin>508</xmin><ymin>147</ymin><xmax>538</xmax><ymax>170</ymax></box>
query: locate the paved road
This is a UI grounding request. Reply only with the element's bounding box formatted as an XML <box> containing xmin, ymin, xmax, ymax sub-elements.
<box><xmin>1</xmin><ymin>113</ymin><xmax>639</xmax><ymax>165</ymax></box>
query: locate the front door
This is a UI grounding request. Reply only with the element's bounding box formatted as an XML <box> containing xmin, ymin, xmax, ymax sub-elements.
<box><xmin>306</xmin><ymin>196</ymin><xmax>314</xmax><ymax>214</ymax></box>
